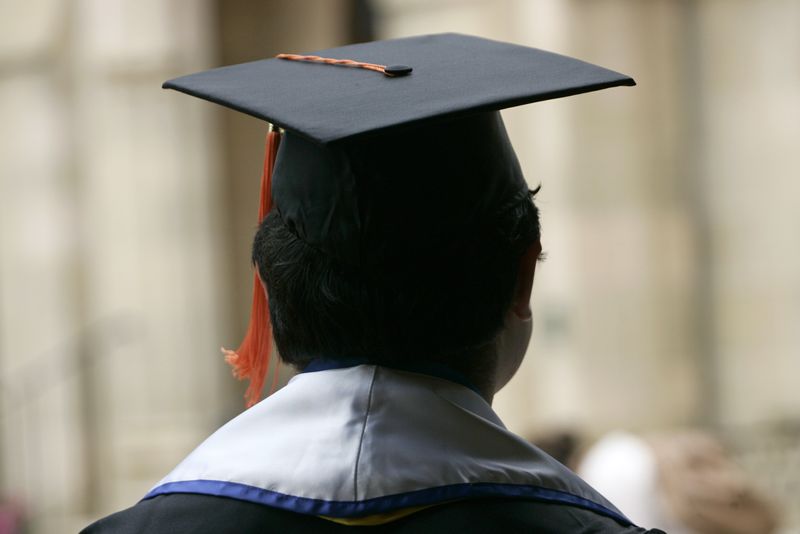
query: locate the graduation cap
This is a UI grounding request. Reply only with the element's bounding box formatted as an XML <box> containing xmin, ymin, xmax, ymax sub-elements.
<box><xmin>163</xmin><ymin>33</ymin><xmax>634</xmax><ymax>406</ymax></box>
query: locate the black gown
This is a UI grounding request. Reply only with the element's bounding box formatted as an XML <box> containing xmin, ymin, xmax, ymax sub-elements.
<box><xmin>83</xmin><ymin>493</ymin><xmax>664</xmax><ymax>533</ymax></box>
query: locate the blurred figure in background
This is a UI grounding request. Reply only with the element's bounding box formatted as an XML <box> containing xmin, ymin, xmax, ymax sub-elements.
<box><xmin>0</xmin><ymin>497</ymin><xmax>27</xmax><ymax>534</ymax></box>
<box><xmin>532</xmin><ymin>430</ymin><xmax>780</xmax><ymax>533</ymax></box>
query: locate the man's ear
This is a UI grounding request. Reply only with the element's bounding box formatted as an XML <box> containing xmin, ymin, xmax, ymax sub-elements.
<box><xmin>511</xmin><ymin>241</ymin><xmax>541</xmax><ymax>319</ymax></box>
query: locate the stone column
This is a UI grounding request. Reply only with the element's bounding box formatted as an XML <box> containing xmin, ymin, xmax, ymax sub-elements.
<box><xmin>1</xmin><ymin>0</ymin><xmax>227</xmax><ymax>530</ymax></box>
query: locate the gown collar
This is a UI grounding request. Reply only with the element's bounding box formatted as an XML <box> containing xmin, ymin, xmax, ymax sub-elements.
<box><xmin>301</xmin><ymin>357</ymin><xmax>482</xmax><ymax>395</ymax></box>
<box><xmin>145</xmin><ymin>364</ymin><xmax>631</xmax><ymax>526</ymax></box>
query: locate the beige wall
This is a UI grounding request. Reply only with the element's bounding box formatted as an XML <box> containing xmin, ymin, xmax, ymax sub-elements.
<box><xmin>1</xmin><ymin>0</ymin><xmax>225</xmax><ymax>530</ymax></box>
<box><xmin>698</xmin><ymin>0</ymin><xmax>800</xmax><ymax>428</ymax></box>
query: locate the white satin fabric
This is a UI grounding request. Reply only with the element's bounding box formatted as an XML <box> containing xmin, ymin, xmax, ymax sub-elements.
<box><xmin>148</xmin><ymin>365</ymin><xmax>625</xmax><ymax>521</ymax></box>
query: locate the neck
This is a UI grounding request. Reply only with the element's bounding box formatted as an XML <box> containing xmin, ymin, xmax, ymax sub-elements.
<box><xmin>300</xmin><ymin>348</ymin><xmax>499</xmax><ymax>404</ymax></box>
<box><xmin>427</xmin><ymin>343</ymin><xmax>498</xmax><ymax>404</ymax></box>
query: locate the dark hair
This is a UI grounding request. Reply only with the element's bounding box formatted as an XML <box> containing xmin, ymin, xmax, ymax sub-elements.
<box><xmin>253</xmin><ymin>189</ymin><xmax>541</xmax><ymax>370</ymax></box>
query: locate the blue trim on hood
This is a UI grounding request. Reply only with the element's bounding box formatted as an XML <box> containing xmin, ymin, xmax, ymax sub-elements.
<box><xmin>143</xmin><ymin>479</ymin><xmax>633</xmax><ymax>526</ymax></box>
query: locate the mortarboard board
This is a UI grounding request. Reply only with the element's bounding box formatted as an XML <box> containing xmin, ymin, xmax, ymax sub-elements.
<box><xmin>163</xmin><ymin>33</ymin><xmax>635</xmax><ymax>406</ymax></box>
<box><xmin>165</xmin><ymin>32</ymin><xmax>633</xmax><ymax>144</ymax></box>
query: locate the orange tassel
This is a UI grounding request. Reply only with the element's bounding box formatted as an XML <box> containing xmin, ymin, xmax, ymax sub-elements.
<box><xmin>222</xmin><ymin>127</ymin><xmax>282</xmax><ymax>407</ymax></box>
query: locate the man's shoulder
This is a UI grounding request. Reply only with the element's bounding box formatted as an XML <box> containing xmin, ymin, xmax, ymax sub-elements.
<box><xmin>81</xmin><ymin>493</ymin><xmax>663</xmax><ymax>533</ymax></box>
<box><xmin>398</xmin><ymin>497</ymin><xmax>661</xmax><ymax>533</ymax></box>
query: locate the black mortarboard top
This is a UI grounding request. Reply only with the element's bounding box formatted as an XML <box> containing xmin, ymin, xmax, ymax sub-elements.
<box><xmin>164</xmin><ymin>33</ymin><xmax>635</xmax><ymax>270</ymax></box>
<box><xmin>164</xmin><ymin>32</ymin><xmax>634</xmax><ymax>145</ymax></box>
<box><xmin>163</xmin><ymin>33</ymin><xmax>634</xmax><ymax>406</ymax></box>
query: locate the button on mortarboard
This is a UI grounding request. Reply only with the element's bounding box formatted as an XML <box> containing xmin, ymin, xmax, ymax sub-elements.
<box><xmin>384</xmin><ymin>64</ymin><xmax>412</xmax><ymax>76</ymax></box>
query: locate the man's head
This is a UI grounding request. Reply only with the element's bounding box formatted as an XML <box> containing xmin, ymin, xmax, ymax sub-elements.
<box><xmin>252</xmin><ymin>111</ymin><xmax>542</xmax><ymax>395</ymax></box>
<box><xmin>163</xmin><ymin>33</ymin><xmax>634</xmax><ymax>404</ymax></box>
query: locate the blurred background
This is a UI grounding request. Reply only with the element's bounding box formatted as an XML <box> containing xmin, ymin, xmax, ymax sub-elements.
<box><xmin>1</xmin><ymin>0</ymin><xmax>798</xmax><ymax>532</ymax></box>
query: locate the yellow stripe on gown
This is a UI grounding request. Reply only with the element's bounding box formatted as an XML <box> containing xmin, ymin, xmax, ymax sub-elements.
<box><xmin>319</xmin><ymin>504</ymin><xmax>441</xmax><ymax>526</ymax></box>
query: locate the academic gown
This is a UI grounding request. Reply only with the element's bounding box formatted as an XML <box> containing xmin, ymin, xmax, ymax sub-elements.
<box><xmin>82</xmin><ymin>363</ymin><xmax>664</xmax><ymax>533</ymax></box>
